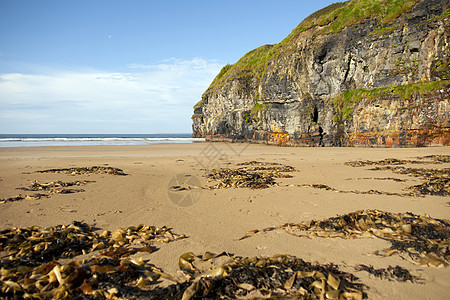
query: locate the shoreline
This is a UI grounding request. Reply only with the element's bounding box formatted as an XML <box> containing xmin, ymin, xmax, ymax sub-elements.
<box><xmin>1</xmin><ymin>143</ymin><xmax>449</xmax><ymax>299</ymax></box>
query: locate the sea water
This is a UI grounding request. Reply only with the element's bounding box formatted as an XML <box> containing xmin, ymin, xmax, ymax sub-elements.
<box><xmin>0</xmin><ymin>134</ymin><xmax>204</xmax><ymax>148</ymax></box>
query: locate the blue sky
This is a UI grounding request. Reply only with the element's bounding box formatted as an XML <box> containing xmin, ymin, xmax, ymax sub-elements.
<box><xmin>0</xmin><ymin>0</ymin><xmax>340</xmax><ymax>134</ymax></box>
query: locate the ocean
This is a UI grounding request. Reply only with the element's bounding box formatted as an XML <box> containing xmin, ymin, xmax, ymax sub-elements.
<box><xmin>0</xmin><ymin>134</ymin><xmax>204</xmax><ymax>148</ymax></box>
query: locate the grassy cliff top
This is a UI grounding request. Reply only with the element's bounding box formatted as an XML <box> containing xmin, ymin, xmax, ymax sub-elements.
<box><xmin>202</xmin><ymin>0</ymin><xmax>423</xmax><ymax>98</ymax></box>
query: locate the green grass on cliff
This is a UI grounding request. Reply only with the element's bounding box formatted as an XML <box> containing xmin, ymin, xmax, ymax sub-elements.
<box><xmin>290</xmin><ymin>0</ymin><xmax>420</xmax><ymax>36</ymax></box>
<box><xmin>332</xmin><ymin>80</ymin><xmax>449</xmax><ymax>123</ymax></box>
<box><xmin>336</xmin><ymin>80</ymin><xmax>448</xmax><ymax>102</ymax></box>
<box><xmin>204</xmin><ymin>0</ymin><xmax>422</xmax><ymax>97</ymax></box>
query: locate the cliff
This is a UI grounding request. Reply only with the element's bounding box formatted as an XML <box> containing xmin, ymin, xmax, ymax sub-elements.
<box><xmin>192</xmin><ymin>0</ymin><xmax>450</xmax><ymax>147</ymax></box>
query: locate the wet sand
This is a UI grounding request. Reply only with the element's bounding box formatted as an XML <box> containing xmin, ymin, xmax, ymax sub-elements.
<box><xmin>0</xmin><ymin>143</ymin><xmax>449</xmax><ymax>299</ymax></box>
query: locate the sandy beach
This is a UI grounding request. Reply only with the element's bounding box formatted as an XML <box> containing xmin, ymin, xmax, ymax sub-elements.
<box><xmin>0</xmin><ymin>143</ymin><xmax>449</xmax><ymax>299</ymax></box>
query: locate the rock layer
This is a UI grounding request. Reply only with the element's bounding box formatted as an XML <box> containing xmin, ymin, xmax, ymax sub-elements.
<box><xmin>192</xmin><ymin>0</ymin><xmax>450</xmax><ymax>147</ymax></box>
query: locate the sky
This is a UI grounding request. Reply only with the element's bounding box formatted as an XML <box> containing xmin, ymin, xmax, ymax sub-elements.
<box><xmin>0</xmin><ymin>0</ymin><xmax>340</xmax><ymax>134</ymax></box>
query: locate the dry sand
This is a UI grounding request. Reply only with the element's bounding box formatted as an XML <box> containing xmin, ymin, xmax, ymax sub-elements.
<box><xmin>0</xmin><ymin>143</ymin><xmax>449</xmax><ymax>299</ymax></box>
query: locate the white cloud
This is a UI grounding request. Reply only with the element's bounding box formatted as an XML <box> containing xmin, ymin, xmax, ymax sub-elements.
<box><xmin>0</xmin><ymin>58</ymin><xmax>223</xmax><ymax>133</ymax></box>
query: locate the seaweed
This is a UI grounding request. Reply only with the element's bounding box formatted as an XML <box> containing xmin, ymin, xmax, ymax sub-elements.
<box><xmin>240</xmin><ymin>209</ymin><xmax>450</xmax><ymax>268</ymax></box>
<box><xmin>355</xmin><ymin>264</ymin><xmax>419</xmax><ymax>283</ymax></box>
<box><xmin>160</xmin><ymin>252</ymin><xmax>366</xmax><ymax>299</ymax></box>
<box><xmin>37</xmin><ymin>166</ymin><xmax>127</xmax><ymax>176</ymax></box>
<box><xmin>205</xmin><ymin>161</ymin><xmax>295</xmax><ymax>189</ymax></box>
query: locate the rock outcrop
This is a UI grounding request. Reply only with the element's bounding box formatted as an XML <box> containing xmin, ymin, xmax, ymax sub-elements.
<box><xmin>192</xmin><ymin>0</ymin><xmax>450</xmax><ymax>147</ymax></box>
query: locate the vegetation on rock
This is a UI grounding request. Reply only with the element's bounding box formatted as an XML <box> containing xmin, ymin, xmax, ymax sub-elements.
<box><xmin>204</xmin><ymin>0</ymin><xmax>424</xmax><ymax>96</ymax></box>
<box><xmin>332</xmin><ymin>79</ymin><xmax>449</xmax><ymax>122</ymax></box>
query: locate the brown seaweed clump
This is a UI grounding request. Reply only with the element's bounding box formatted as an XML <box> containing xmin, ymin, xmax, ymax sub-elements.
<box><xmin>0</xmin><ymin>255</ymin><xmax>172</xmax><ymax>299</ymax></box>
<box><xmin>1</xmin><ymin>180</ymin><xmax>93</xmax><ymax>204</ymax></box>
<box><xmin>0</xmin><ymin>222</ymin><xmax>185</xmax><ymax>268</ymax></box>
<box><xmin>240</xmin><ymin>209</ymin><xmax>450</xmax><ymax>268</ymax></box>
<box><xmin>344</xmin><ymin>158</ymin><xmax>423</xmax><ymax>167</ymax></box>
<box><xmin>344</xmin><ymin>155</ymin><xmax>450</xmax><ymax>197</ymax></box>
<box><xmin>344</xmin><ymin>155</ymin><xmax>450</xmax><ymax>167</ymax></box>
<box><xmin>0</xmin><ymin>222</ymin><xmax>186</xmax><ymax>298</ymax></box>
<box><xmin>206</xmin><ymin>161</ymin><xmax>295</xmax><ymax>189</ymax></box>
<box><xmin>371</xmin><ymin>166</ymin><xmax>450</xmax><ymax>197</ymax></box>
<box><xmin>1</xmin><ymin>182</ymin><xmax>87</xmax><ymax>203</ymax></box>
<box><xmin>0</xmin><ymin>222</ymin><xmax>100</xmax><ymax>268</ymax></box>
<box><xmin>37</xmin><ymin>166</ymin><xmax>127</xmax><ymax>176</ymax></box>
<box><xmin>299</xmin><ymin>183</ymin><xmax>418</xmax><ymax>197</ymax></box>
<box><xmin>152</xmin><ymin>252</ymin><xmax>365</xmax><ymax>300</ymax></box>
<box><xmin>417</xmin><ymin>155</ymin><xmax>450</xmax><ymax>164</ymax></box>
<box><xmin>1</xmin><ymin>167</ymin><xmax>127</xmax><ymax>203</ymax></box>
<box><xmin>354</xmin><ymin>264</ymin><xmax>419</xmax><ymax>283</ymax></box>
<box><xmin>0</xmin><ymin>194</ymin><xmax>48</xmax><ymax>203</ymax></box>
<box><xmin>18</xmin><ymin>180</ymin><xmax>92</xmax><ymax>194</ymax></box>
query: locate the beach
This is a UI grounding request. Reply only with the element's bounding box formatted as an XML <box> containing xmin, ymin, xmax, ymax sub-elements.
<box><xmin>0</xmin><ymin>143</ymin><xmax>449</xmax><ymax>299</ymax></box>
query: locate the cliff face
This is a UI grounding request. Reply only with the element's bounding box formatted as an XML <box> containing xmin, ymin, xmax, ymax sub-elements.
<box><xmin>192</xmin><ymin>0</ymin><xmax>450</xmax><ymax>147</ymax></box>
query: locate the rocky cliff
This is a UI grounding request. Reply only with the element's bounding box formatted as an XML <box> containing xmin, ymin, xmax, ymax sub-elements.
<box><xmin>192</xmin><ymin>0</ymin><xmax>450</xmax><ymax>147</ymax></box>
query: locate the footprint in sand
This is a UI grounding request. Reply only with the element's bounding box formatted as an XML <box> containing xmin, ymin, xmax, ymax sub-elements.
<box><xmin>239</xmin><ymin>209</ymin><xmax>250</xmax><ymax>215</ymax></box>
<box><xmin>60</xmin><ymin>207</ymin><xmax>77</xmax><ymax>213</ymax></box>
<box><xmin>265</xmin><ymin>211</ymin><xmax>281</xmax><ymax>218</ymax></box>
